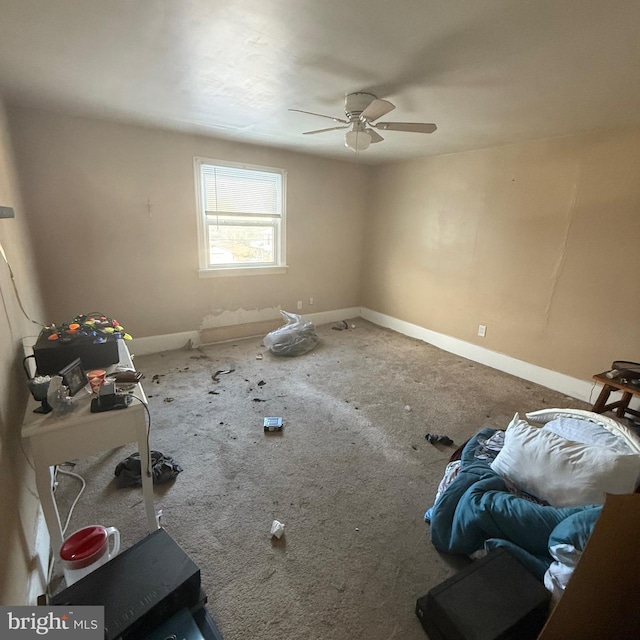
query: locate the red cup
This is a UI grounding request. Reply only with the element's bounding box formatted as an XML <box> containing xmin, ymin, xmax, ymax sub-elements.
<box><xmin>87</xmin><ymin>369</ymin><xmax>106</xmax><ymax>393</ymax></box>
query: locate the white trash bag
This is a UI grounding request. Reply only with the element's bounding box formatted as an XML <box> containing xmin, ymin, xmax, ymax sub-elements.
<box><xmin>263</xmin><ymin>311</ymin><xmax>319</xmax><ymax>357</ymax></box>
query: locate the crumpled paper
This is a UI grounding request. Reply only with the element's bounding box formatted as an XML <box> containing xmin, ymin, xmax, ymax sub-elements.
<box><xmin>270</xmin><ymin>519</ymin><xmax>285</xmax><ymax>539</ymax></box>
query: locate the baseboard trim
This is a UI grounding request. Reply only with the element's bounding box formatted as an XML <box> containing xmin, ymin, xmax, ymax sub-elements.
<box><xmin>360</xmin><ymin>308</ymin><xmax>595</xmax><ymax>403</ymax></box>
<box><xmin>128</xmin><ymin>308</ymin><xmax>362</xmax><ymax>355</ymax></box>
<box><xmin>27</xmin><ymin>507</ymin><xmax>50</xmax><ymax>605</ymax></box>
<box><xmin>128</xmin><ymin>308</ymin><xmax>594</xmax><ymax>403</ymax></box>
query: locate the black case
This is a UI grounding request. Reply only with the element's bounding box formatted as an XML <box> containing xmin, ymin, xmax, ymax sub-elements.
<box><xmin>50</xmin><ymin>529</ymin><xmax>202</xmax><ymax>640</ymax></box>
<box><xmin>33</xmin><ymin>328</ymin><xmax>119</xmax><ymax>375</ymax></box>
<box><xmin>415</xmin><ymin>549</ymin><xmax>550</xmax><ymax>640</ymax></box>
<box><xmin>143</xmin><ymin>607</ymin><xmax>205</xmax><ymax>640</ymax></box>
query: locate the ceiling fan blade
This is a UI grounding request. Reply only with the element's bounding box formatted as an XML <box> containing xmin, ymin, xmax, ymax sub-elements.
<box><xmin>367</xmin><ymin>129</ymin><xmax>384</xmax><ymax>143</ymax></box>
<box><xmin>360</xmin><ymin>99</ymin><xmax>395</xmax><ymax>122</ymax></box>
<box><xmin>302</xmin><ymin>125</ymin><xmax>351</xmax><ymax>135</ymax></box>
<box><xmin>374</xmin><ymin>122</ymin><xmax>437</xmax><ymax>133</ymax></box>
<box><xmin>289</xmin><ymin>109</ymin><xmax>349</xmax><ymax>124</ymax></box>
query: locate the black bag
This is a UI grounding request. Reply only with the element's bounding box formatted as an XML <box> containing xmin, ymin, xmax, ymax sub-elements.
<box><xmin>114</xmin><ymin>451</ymin><xmax>183</xmax><ymax>488</ymax></box>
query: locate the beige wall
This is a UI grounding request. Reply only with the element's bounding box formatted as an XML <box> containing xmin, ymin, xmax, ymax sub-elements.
<box><xmin>0</xmin><ymin>99</ymin><xmax>47</xmax><ymax>603</ymax></box>
<box><xmin>363</xmin><ymin>127</ymin><xmax>640</xmax><ymax>381</ymax></box>
<box><xmin>4</xmin><ymin>103</ymin><xmax>640</xmax><ymax>602</ymax></box>
<box><xmin>2</xmin><ymin>105</ymin><xmax>368</xmax><ymax>604</ymax></box>
<box><xmin>7</xmin><ymin>107</ymin><xmax>368</xmax><ymax>339</ymax></box>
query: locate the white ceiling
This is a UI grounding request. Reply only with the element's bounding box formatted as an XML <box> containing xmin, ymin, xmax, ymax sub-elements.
<box><xmin>1</xmin><ymin>0</ymin><xmax>639</xmax><ymax>164</ymax></box>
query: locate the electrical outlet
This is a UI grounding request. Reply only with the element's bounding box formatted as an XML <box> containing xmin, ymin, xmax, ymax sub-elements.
<box><xmin>478</xmin><ymin>324</ymin><xmax>487</xmax><ymax>338</ymax></box>
<box><xmin>309</xmin><ymin>297</ymin><xmax>314</xmax><ymax>306</ymax></box>
<box><xmin>297</xmin><ymin>300</ymin><xmax>303</xmax><ymax>310</ymax></box>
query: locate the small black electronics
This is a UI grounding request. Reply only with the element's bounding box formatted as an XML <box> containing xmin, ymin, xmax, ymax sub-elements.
<box><xmin>90</xmin><ymin>395</ymin><xmax>132</xmax><ymax>412</ymax></box>
<box><xmin>91</xmin><ymin>394</ymin><xmax>132</xmax><ymax>413</ymax></box>
<box><xmin>90</xmin><ymin>382</ymin><xmax>132</xmax><ymax>412</ymax></box>
<box><xmin>611</xmin><ymin>361</ymin><xmax>640</xmax><ymax>381</ymax></box>
<box><xmin>50</xmin><ymin>529</ymin><xmax>203</xmax><ymax>640</ymax></box>
<box><xmin>111</xmin><ymin>369</ymin><xmax>143</xmax><ymax>383</ymax></box>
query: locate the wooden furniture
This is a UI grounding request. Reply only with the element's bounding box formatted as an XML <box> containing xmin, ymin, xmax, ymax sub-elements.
<box><xmin>591</xmin><ymin>372</ymin><xmax>640</xmax><ymax>420</ymax></box>
<box><xmin>22</xmin><ymin>340</ymin><xmax>159</xmax><ymax>558</ymax></box>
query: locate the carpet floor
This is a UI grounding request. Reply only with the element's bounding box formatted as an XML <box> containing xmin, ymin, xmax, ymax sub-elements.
<box><xmin>51</xmin><ymin>318</ymin><xmax>589</xmax><ymax>639</ymax></box>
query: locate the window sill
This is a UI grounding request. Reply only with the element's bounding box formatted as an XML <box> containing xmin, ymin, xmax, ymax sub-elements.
<box><xmin>198</xmin><ymin>265</ymin><xmax>289</xmax><ymax>278</ymax></box>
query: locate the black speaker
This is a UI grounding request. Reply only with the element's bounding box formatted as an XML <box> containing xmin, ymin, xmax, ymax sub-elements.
<box><xmin>415</xmin><ymin>549</ymin><xmax>550</xmax><ymax>640</ymax></box>
<box><xmin>50</xmin><ymin>529</ymin><xmax>202</xmax><ymax>640</ymax></box>
<box><xmin>33</xmin><ymin>328</ymin><xmax>119</xmax><ymax>375</ymax></box>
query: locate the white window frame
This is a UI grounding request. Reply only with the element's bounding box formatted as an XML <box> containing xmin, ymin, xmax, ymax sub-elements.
<box><xmin>194</xmin><ymin>157</ymin><xmax>288</xmax><ymax>277</ymax></box>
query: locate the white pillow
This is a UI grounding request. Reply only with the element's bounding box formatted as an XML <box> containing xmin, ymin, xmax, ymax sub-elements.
<box><xmin>490</xmin><ymin>413</ymin><xmax>640</xmax><ymax>507</ymax></box>
<box><xmin>526</xmin><ymin>408</ymin><xmax>640</xmax><ymax>454</ymax></box>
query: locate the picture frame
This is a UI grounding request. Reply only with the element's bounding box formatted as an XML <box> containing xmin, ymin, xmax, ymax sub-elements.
<box><xmin>59</xmin><ymin>357</ymin><xmax>87</xmax><ymax>396</ymax></box>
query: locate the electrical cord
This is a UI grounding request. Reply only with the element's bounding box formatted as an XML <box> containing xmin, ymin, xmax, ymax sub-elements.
<box><xmin>56</xmin><ymin>466</ymin><xmax>87</xmax><ymax>536</ymax></box>
<box><xmin>46</xmin><ymin>464</ymin><xmax>86</xmax><ymax>593</ymax></box>
<box><xmin>0</xmin><ymin>239</ymin><xmax>44</xmax><ymax>327</ymax></box>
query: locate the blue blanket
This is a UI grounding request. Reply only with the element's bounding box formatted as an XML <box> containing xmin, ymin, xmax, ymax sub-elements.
<box><xmin>428</xmin><ymin>428</ymin><xmax>601</xmax><ymax>579</ymax></box>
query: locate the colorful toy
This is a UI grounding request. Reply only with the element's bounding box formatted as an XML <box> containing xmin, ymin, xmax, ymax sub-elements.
<box><xmin>46</xmin><ymin>312</ymin><xmax>133</xmax><ymax>343</ymax></box>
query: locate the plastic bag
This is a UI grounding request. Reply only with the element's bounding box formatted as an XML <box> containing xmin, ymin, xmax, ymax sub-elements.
<box><xmin>263</xmin><ymin>311</ymin><xmax>319</xmax><ymax>357</ymax></box>
<box><xmin>47</xmin><ymin>375</ymin><xmax>76</xmax><ymax>417</ymax></box>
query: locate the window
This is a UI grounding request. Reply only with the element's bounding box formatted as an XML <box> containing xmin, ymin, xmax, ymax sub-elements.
<box><xmin>195</xmin><ymin>158</ymin><xmax>287</xmax><ymax>276</ymax></box>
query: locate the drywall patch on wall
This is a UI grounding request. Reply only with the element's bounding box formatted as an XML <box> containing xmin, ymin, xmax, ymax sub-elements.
<box><xmin>134</xmin><ymin>307</ymin><xmax>363</xmax><ymax>352</ymax></box>
<box><xmin>200</xmin><ymin>306</ymin><xmax>283</xmax><ymax>330</ymax></box>
<box><xmin>199</xmin><ymin>306</ymin><xmax>285</xmax><ymax>346</ymax></box>
<box><xmin>200</xmin><ymin>319</ymin><xmax>283</xmax><ymax>345</ymax></box>
<box><xmin>130</xmin><ymin>331</ymin><xmax>201</xmax><ymax>356</ymax></box>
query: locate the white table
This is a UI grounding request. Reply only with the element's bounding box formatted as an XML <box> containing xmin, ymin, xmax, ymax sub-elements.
<box><xmin>22</xmin><ymin>340</ymin><xmax>159</xmax><ymax>557</ymax></box>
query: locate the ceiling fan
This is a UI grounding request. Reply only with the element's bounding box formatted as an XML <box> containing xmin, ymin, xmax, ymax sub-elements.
<box><xmin>289</xmin><ymin>92</ymin><xmax>437</xmax><ymax>151</ymax></box>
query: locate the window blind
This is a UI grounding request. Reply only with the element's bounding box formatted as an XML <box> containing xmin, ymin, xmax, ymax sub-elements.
<box><xmin>202</xmin><ymin>165</ymin><xmax>282</xmax><ymax>216</ymax></box>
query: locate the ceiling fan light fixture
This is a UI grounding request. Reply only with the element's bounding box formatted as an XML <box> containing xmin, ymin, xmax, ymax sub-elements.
<box><xmin>344</xmin><ymin>129</ymin><xmax>371</xmax><ymax>152</ymax></box>
<box><xmin>293</xmin><ymin>93</ymin><xmax>436</xmax><ymax>151</ymax></box>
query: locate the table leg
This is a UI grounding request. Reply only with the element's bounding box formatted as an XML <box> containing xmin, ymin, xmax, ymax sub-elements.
<box><xmin>616</xmin><ymin>391</ymin><xmax>633</xmax><ymax>418</ymax></box>
<box><xmin>592</xmin><ymin>384</ymin><xmax>613</xmax><ymax>414</ymax></box>
<box><xmin>135</xmin><ymin>421</ymin><xmax>160</xmax><ymax>531</ymax></box>
<box><xmin>34</xmin><ymin>462</ymin><xmax>64</xmax><ymax>558</ymax></box>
